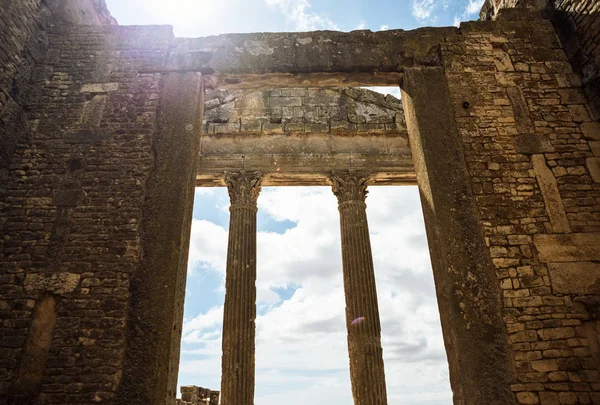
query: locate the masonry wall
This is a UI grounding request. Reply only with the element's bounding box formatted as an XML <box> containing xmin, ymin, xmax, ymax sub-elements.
<box><xmin>204</xmin><ymin>87</ymin><xmax>405</xmax><ymax>135</ymax></box>
<box><xmin>0</xmin><ymin>0</ymin><xmax>54</xmax><ymax>215</ymax></box>
<box><xmin>1</xmin><ymin>3</ymin><xmax>600</xmax><ymax>405</ymax></box>
<box><xmin>442</xmin><ymin>13</ymin><xmax>600</xmax><ymax>404</ymax></box>
<box><xmin>0</xmin><ymin>0</ymin><xmax>115</xmax><ymax>260</ymax></box>
<box><xmin>481</xmin><ymin>0</ymin><xmax>600</xmax><ymax>122</ymax></box>
<box><xmin>552</xmin><ymin>0</ymin><xmax>600</xmax><ymax>121</ymax></box>
<box><xmin>0</xmin><ymin>21</ymin><xmax>190</xmax><ymax>404</ymax></box>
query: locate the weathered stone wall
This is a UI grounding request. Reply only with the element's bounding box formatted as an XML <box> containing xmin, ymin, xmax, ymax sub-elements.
<box><xmin>0</xmin><ymin>0</ymin><xmax>116</xmax><ymax>254</ymax></box>
<box><xmin>204</xmin><ymin>87</ymin><xmax>404</xmax><ymax>135</ymax></box>
<box><xmin>0</xmin><ymin>0</ymin><xmax>54</xmax><ymax>214</ymax></box>
<box><xmin>0</xmin><ymin>21</ymin><xmax>201</xmax><ymax>404</ymax></box>
<box><xmin>443</xmin><ymin>14</ymin><xmax>600</xmax><ymax>404</ymax></box>
<box><xmin>176</xmin><ymin>386</ymin><xmax>219</xmax><ymax>405</ymax></box>
<box><xmin>0</xmin><ymin>3</ymin><xmax>599</xmax><ymax>405</ymax></box>
<box><xmin>481</xmin><ymin>0</ymin><xmax>600</xmax><ymax>122</ymax></box>
<box><xmin>552</xmin><ymin>0</ymin><xmax>600</xmax><ymax>122</ymax></box>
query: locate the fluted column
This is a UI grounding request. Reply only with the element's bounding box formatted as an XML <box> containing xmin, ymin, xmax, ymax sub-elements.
<box><xmin>331</xmin><ymin>172</ymin><xmax>388</xmax><ymax>405</ymax></box>
<box><xmin>220</xmin><ymin>171</ymin><xmax>262</xmax><ymax>405</ymax></box>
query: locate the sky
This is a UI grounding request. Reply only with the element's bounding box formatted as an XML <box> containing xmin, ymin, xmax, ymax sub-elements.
<box><xmin>103</xmin><ymin>0</ymin><xmax>488</xmax><ymax>403</ymax></box>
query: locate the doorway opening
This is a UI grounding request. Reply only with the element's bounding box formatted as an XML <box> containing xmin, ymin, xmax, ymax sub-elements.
<box><xmin>174</xmin><ymin>82</ymin><xmax>451</xmax><ymax>405</ymax></box>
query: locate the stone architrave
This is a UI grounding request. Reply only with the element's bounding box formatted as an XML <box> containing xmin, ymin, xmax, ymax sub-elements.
<box><xmin>220</xmin><ymin>171</ymin><xmax>263</xmax><ymax>405</ymax></box>
<box><xmin>331</xmin><ymin>172</ymin><xmax>388</xmax><ymax>405</ymax></box>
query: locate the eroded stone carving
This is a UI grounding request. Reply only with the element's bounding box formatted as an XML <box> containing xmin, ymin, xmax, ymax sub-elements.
<box><xmin>331</xmin><ymin>171</ymin><xmax>370</xmax><ymax>204</ymax></box>
<box><xmin>225</xmin><ymin>171</ymin><xmax>263</xmax><ymax>207</ymax></box>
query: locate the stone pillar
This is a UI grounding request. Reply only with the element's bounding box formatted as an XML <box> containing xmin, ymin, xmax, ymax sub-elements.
<box><xmin>331</xmin><ymin>172</ymin><xmax>388</xmax><ymax>405</ymax></box>
<box><xmin>220</xmin><ymin>171</ymin><xmax>262</xmax><ymax>405</ymax></box>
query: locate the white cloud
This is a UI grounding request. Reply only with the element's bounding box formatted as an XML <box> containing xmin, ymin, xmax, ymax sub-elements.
<box><xmin>187</xmin><ymin>219</ymin><xmax>228</xmax><ymax>275</ymax></box>
<box><xmin>412</xmin><ymin>0</ymin><xmax>436</xmax><ymax>22</ymax></box>
<box><xmin>453</xmin><ymin>15</ymin><xmax>461</xmax><ymax>27</ymax></box>
<box><xmin>364</xmin><ymin>86</ymin><xmax>402</xmax><ymax>100</ymax></box>
<box><xmin>380</xmin><ymin>24</ymin><xmax>389</xmax><ymax>31</ymax></box>
<box><xmin>466</xmin><ymin>0</ymin><xmax>484</xmax><ymax>15</ymax></box>
<box><xmin>181</xmin><ymin>186</ymin><xmax>452</xmax><ymax>405</ymax></box>
<box><xmin>264</xmin><ymin>0</ymin><xmax>339</xmax><ymax>31</ymax></box>
<box><xmin>453</xmin><ymin>0</ymin><xmax>485</xmax><ymax>25</ymax></box>
<box><xmin>355</xmin><ymin>20</ymin><xmax>366</xmax><ymax>30</ymax></box>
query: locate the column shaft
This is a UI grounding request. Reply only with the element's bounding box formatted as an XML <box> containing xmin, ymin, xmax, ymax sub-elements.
<box><xmin>333</xmin><ymin>173</ymin><xmax>388</xmax><ymax>405</ymax></box>
<box><xmin>220</xmin><ymin>171</ymin><xmax>262</xmax><ymax>405</ymax></box>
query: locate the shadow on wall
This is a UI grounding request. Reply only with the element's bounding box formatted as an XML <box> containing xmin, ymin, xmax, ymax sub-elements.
<box><xmin>551</xmin><ymin>3</ymin><xmax>600</xmax><ymax>121</ymax></box>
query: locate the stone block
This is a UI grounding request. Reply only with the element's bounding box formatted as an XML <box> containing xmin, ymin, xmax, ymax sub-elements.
<box><xmin>516</xmin><ymin>391</ymin><xmax>539</xmax><ymax>404</ymax></box>
<box><xmin>586</xmin><ymin>157</ymin><xmax>600</xmax><ymax>183</ymax></box>
<box><xmin>515</xmin><ymin>134</ymin><xmax>554</xmax><ymax>154</ymax></box>
<box><xmin>548</xmin><ymin>262</ymin><xmax>600</xmax><ymax>295</ymax></box>
<box><xmin>64</xmin><ymin>129</ymin><xmax>112</xmax><ymax>144</ymax></box>
<box><xmin>580</xmin><ymin>122</ymin><xmax>600</xmax><ymax>141</ymax></box>
<box><xmin>269</xmin><ymin>97</ymin><xmax>302</xmax><ymax>107</ymax></box>
<box><xmin>24</xmin><ymin>273</ymin><xmax>81</xmax><ymax>295</ymax></box>
<box><xmin>80</xmin><ymin>82</ymin><xmax>119</xmax><ymax>93</ymax></box>
<box><xmin>538</xmin><ymin>327</ymin><xmax>575</xmax><ymax>341</ymax></box>
<box><xmin>531</xmin><ymin>359</ymin><xmax>559</xmax><ymax>372</ymax></box>
<box><xmin>53</xmin><ymin>187</ymin><xmax>86</xmax><ymax>207</ymax></box>
<box><xmin>567</xmin><ymin>105</ymin><xmax>591</xmax><ymax>122</ymax></box>
<box><xmin>534</xmin><ymin>233</ymin><xmax>600</xmax><ymax>262</ymax></box>
<box><xmin>531</xmin><ymin>154</ymin><xmax>570</xmax><ymax>233</ymax></box>
<box><xmin>538</xmin><ymin>391</ymin><xmax>559</xmax><ymax>405</ymax></box>
<box><xmin>590</xmin><ymin>141</ymin><xmax>600</xmax><ymax>157</ymax></box>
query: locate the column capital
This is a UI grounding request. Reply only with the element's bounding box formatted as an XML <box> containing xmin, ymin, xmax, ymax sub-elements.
<box><xmin>331</xmin><ymin>171</ymin><xmax>370</xmax><ymax>205</ymax></box>
<box><xmin>225</xmin><ymin>170</ymin><xmax>263</xmax><ymax>208</ymax></box>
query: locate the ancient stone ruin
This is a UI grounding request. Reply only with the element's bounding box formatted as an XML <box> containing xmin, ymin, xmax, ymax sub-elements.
<box><xmin>1</xmin><ymin>0</ymin><xmax>600</xmax><ymax>404</ymax></box>
<box><xmin>176</xmin><ymin>386</ymin><xmax>219</xmax><ymax>405</ymax></box>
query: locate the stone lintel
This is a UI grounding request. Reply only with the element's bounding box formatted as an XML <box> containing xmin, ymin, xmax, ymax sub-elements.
<box><xmin>157</xmin><ymin>27</ymin><xmax>457</xmax><ymax>85</ymax></box>
<box><xmin>197</xmin><ymin>132</ymin><xmax>414</xmax><ymax>186</ymax></box>
<box><xmin>197</xmin><ymin>155</ymin><xmax>416</xmax><ymax>187</ymax></box>
<box><xmin>534</xmin><ymin>233</ymin><xmax>600</xmax><ymax>263</ymax></box>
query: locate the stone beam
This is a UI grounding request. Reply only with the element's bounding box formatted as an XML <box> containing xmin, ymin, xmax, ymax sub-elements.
<box><xmin>196</xmin><ymin>132</ymin><xmax>416</xmax><ymax>186</ymax></box>
<box><xmin>154</xmin><ymin>28</ymin><xmax>458</xmax><ymax>89</ymax></box>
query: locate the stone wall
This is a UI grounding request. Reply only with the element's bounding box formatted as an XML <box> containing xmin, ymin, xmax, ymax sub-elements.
<box><xmin>0</xmin><ymin>0</ymin><xmax>116</xmax><ymax>256</ymax></box>
<box><xmin>204</xmin><ymin>87</ymin><xmax>404</xmax><ymax>135</ymax></box>
<box><xmin>176</xmin><ymin>386</ymin><xmax>219</xmax><ymax>405</ymax></box>
<box><xmin>552</xmin><ymin>0</ymin><xmax>600</xmax><ymax>121</ymax></box>
<box><xmin>444</xmin><ymin>13</ymin><xmax>600</xmax><ymax>404</ymax></box>
<box><xmin>0</xmin><ymin>2</ymin><xmax>599</xmax><ymax>405</ymax></box>
<box><xmin>0</xmin><ymin>0</ymin><xmax>54</xmax><ymax>210</ymax></box>
<box><xmin>481</xmin><ymin>0</ymin><xmax>600</xmax><ymax>122</ymax></box>
<box><xmin>0</xmin><ymin>22</ymin><xmax>197</xmax><ymax>404</ymax></box>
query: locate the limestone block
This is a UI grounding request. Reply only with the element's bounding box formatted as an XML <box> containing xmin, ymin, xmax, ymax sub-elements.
<box><xmin>586</xmin><ymin>157</ymin><xmax>600</xmax><ymax>183</ymax></box>
<box><xmin>590</xmin><ymin>141</ymin><xmax>600</xmax><ymax>157</ymax></box>
<box><xmin>80</xmin><ymin>82</ymin><xmax>119</xmax><ymax>93</ymax></box>
<box><xmin>24</xmin><ymin>273</ymin><xmax>81</xmax><ymax>295</ymax></box>
<box><xmin>531</xmin><ymin>154</ymin><xmax>571</xmax><ymax>233</ymax></box>
<box><xmin>534</xmin><ymin>233</ymin><xmax>600</xmax><ymax>262</ymax></box>
<box><xmin>516</xmin><ymin>391</ymin><xmax>539</xmax><ymax>404</ymax></box>
<box><xmin>515</xmin><ymin>134</ymin><xmax>554</xmax><ymax>154</ymax></box>
<box><xmin>548</xmin><ymin>262</ymin><xmax>600</xmax><ymax>295</ymax></box>
<box><xmin>580</xmin><ymin>121</ymin><xmax>600</xmax><ymax>141</ymax></box>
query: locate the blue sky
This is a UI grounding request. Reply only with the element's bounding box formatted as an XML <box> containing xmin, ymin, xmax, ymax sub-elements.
<box><xmin>103</xmin><ymin>0</ymin><xmax>488</xmax><ymax>403</ymax></box>
<box><xmin>105</xmin><ymin>0</ymin><xmax>483</xmax><ymax>36</ymax></box>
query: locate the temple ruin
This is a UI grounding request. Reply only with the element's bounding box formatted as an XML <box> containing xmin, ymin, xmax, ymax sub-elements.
<box><xmin>1</xmin><ymin>0</ymin><xmax>600</xmax><ymax>404</ymax></box>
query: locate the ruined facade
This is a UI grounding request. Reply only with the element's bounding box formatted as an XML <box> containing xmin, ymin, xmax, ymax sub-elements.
<box><xmin>0</xmin><ymin>0</ymin><xmax>600</xmax><ymax>404</ymax></box>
